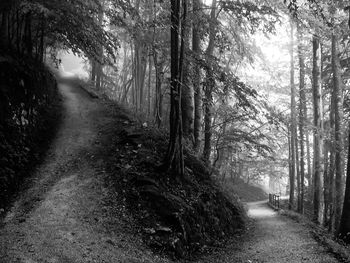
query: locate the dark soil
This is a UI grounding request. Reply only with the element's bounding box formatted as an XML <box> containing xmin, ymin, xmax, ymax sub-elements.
<box><xmin>104</xmin><ymin>115</ymin><xmax>247</xmax><ymax>259</ymax></box>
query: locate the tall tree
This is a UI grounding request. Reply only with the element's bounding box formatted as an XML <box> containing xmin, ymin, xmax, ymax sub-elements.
<box><xmin>95</xmin><ymin>0</ymin><xmax>105</xmax><ymax>90</ymax></box>
<box><xmin>192</xmin><ymin>0</ymin><xmax>202</xmax><ymax>152</ymax></box>
<box><xmin>289</xmin><ymin>19</ymin><xmax>296</xmax><ymax>210</ymax></box>
<box><xmin>164</xmin><ymin>0</ymin><xmax>186</xmax><ymax>176</ymax></box>
<box><xmin>331</xmin><ymin>27</ymin><xmax>344</xmax><ymax>232</ymax></box>
<box><xmin>338</xmin><ymin>126</ymin><xmax>350</xmax><ymax>243</ymax></box>
<box><xmin>203</xmin><ymin>0</ymin><xmax>217</xmax><ymax>164</ymax></box>
<box><xmin>181</xmin><ymin>1</ymin><xmax>194</xmax><ymax>138</ymax></box>
<box><xmin>312</xmin><ymin>33</ymin><xmax>324</xmax><ymax>224</ymax></box>
<box><xmin>297</xmin><ymin>21</ymin><xmax>306</xmax><ymax>213</ymax></box>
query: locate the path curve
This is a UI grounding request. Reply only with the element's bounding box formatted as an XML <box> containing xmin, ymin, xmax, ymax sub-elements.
<box><xmin>0</xmin><ymin>78</ymin><xmax>169</xmax><ymax>263</ymax></box>
<box><xmin>197</xmin><ymin>200</ymin><xmax>340</xmax><ymax>263</ymax></box>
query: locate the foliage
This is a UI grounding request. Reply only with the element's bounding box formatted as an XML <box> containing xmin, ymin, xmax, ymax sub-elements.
<box><xmin>0</xmin><ymin>56</ymin><xmax>60</xmax><ymax>209</ymax></box>
<box><xmin>221</xmin><ymin>0</ymin><xmax>280</xmax><ymax>34</ymax></box>
<box><xmin>0</xmin><ymin>0</ymin><xmax>119</xmax><ymax>62</ymax></box>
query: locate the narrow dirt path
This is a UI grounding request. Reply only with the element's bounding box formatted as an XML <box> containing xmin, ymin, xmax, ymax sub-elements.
<box><xmin>0</xmin><ymin>78</ymin><xmax>169</xmax><ymax>263</ymax></box>
<box><xmin>197</xmin><ymin>201</ymin><xmax>340</xmax><ymax>263</ymax></box>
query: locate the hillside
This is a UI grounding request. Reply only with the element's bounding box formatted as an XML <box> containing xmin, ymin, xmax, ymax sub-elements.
<box><xmin>0</xmin><ymin>78</ymin><xmax>247</xmax><ymax>261</ymax></box>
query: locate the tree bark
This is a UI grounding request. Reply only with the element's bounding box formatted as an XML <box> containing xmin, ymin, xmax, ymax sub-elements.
<box><xmin>202</xmin><ymin>0</ymin><xmax>217</xmax><ymax>164</ymax></box>
<box><xmin>164</xmin><ymin>0</ymin><xmax>185</xmax><ymax>177</ymax></box>
<box><xmin>297</xmin><ymin>22</ymin><xmax>305</xmax><ymax>213</ymax></box>
<box><xmin>91</xmin><ymin>60</ymin><xmax>96</xmax><ymax>82</ymax></box>
<box><xmin>192</xmin><ymin>0</ymin><xmax>202</xmax><ymax>152</ymax></box>
<box><xmin>153</xmin><ymin>50</ymin><xmax>163</xmax><ymax>127</ymax></box>
<box><xmin>312</xmin><ymin>34</ymin><xmax>324</xmax><ymax>224</ymax></box>
<box><xmin>39</xmin><ymin>15</ymin><xmax>45</xmax><ymax>62</ymax></box>
<box><xmin>24</xmin><ymin>11</ymin><xmax>32</xmax><ymax>56</ymax></box>
<box><xmin>338</xmin><ymin>125</ymin><xmax>350</xmax><ymax>243</ymax></box>
<box><xmin>148</xmin><ymin>53</ymin><xmax>152</xmax><ymax>117</ymax></box>
<box><xmin>306</xmin><ymin>126</ymin><xmax>312</xmax><ymax>197</ymax></box>
<box><xmin>95</xmin><ymin>2</ymin><xmax>104</xmax><ymax>90</ymax></box>
<box><xmin>323</xmin><ymin>139</ymin><xmax>330</xmax><ymax>226</ymax></box>
<box><xmin>289</xmin><ymin>19</ymin><xmax>296</xmax><ymax>210</ymax></box>
<box><xmin>181</xmin><ymin>3</ymin><xmax>194</xmax><ymax>138</ymax></box>
<box><xmin>331</xmin><ymin>33</ymin><xmax>344</xmax><ymax>232</ymax></box>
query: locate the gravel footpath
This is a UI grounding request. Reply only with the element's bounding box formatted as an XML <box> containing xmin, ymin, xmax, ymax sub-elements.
<box><xmin>194</xmin><ymin>201</ymin><xmax>340</xmax><ymax>263</ymax></box>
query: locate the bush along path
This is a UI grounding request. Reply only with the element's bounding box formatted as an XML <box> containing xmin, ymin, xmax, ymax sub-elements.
<box><xmin>0</xmin><ymin>56</ymin><xmax>59</xmax><ymax>209</ymax></box>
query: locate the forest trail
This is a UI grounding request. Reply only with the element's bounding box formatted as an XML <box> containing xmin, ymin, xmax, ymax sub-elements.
<box><xmin>0</xmin><ymin>78</ymin><xmax>342</xmax><ymax>263</ymax></box>
<box><xmin>0</xmin><ymin>78</ymin><xmax>169</xmax><ymax>263</ymax></box>
<box><xmin>197</xmin><ymin>200</ymin><xmax>340</xmax><ymax>263</ymax></box>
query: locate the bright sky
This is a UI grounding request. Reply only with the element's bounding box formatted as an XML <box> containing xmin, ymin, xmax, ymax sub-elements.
<box><xmin>203</xmin><ymin>0</ymin><xmax>213</xmax><ymax>5</ymax></box>
<box><xmin>238</xmin><ymin>15</ymin><xmax>292</xmax><ymax>110</ymax></box>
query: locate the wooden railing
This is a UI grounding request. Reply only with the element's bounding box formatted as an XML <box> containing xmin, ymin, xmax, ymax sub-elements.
<box><xmin>269</xmin><ymin>193</ymin><xmax>280</xmax><ymax>210</ymax></box>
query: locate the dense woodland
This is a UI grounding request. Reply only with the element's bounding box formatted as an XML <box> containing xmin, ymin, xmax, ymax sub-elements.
<box><xmin>1</xmin><ymin>0</ymin><xmax>350</xmax><ymax>250</ymax></box>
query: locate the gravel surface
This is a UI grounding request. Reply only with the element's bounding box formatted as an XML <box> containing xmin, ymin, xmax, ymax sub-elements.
<box><xmin>194</xmin><ymin>201</ymin><xmax>340</xmax><ymax>263</ymax></box>
<box><xmin>0</xmin><ymin>78</ymin><xmax>170</xmax><ymax>263</ymax></box>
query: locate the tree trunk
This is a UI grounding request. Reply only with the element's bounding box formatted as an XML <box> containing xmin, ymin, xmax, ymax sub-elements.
<box><xmin>95</xmin><ymin>2</ymin><xmax>104</xmax><ymax>90</ymax></box>
<box><xmin>24</xmin><ymin>11</ymin><xmax>32</xmax><ymax>56</ymax></box>
<box><xmin>306</xmin><ymin>127</ymin><xmax>312</xmax><ymax>198</ymax></box>
<box><xmin>164</xmin><ymin>0</ymin><xmax>185</xmax><ymax>177</ymax></box>
<box><xmin>192</xmin><ymin>0</ymin><xmax>202</xmax><ymax>152</ymax></box>
<box><xmin>312</xmin><ymin>34</ymin><xmax>324</xmax><ymax>224</ymax></box>
<box><xmin>297</xmin><ymin>22</ymin><xmax>305</xmax><ymax>213</ymax></box>
<box><xmin>96</xmin><ymin>63</ymin><xmax>102</xmax><ymax>90</ymax></box>
<box><xmin>323</xmin><ymin>140</ymin><xmax>330</xmax><ymax>226</ymax></box>
<box><xmin>296</xmin><ymin>132</ymin><xmax>301</xmax><ymax>212</ymax></box>
<box><xmin>338</xmin><ymin>125</ymin><xmax>350</xmax><ymax>243</ymax></box>
<box><xmin>202</xmin><ymin>0</ymin><xmax>217</xmax><ymax>164</ymax></box>
<box><xmin>331</xmin><ymin>33</ymin><xmax>344</xmax><ymax>232</ymax></box>
<box><xmin>289</xmin><ymin>19</ymin><xmax>296</xmax><ymax>210</ymax></box>
<box><xmin>153</xmin><ymin>50</ymin><xmax>163</xmax><ymax>127</ymax></box>
<box><xmin>181</xmin><ymin>5</ymin><xmax>194</xmax><ymax>138</ymax></box>
<box><xmin>288</xmin><ymin>124</ymin><xmax>292</xmax><ymax>201</ymax></box>
<box><xmin>148</xmin><ymin>53</ymin><xmax>152</xmax><ymax>117</ymax></box>
<box><xmin>91</xmin><ymin>60</ymin><xmax>96</xmax><ymax>82</ymax></box>
<box><xmin>327</xmin><ymin>77</ymin><xmax>336</xmax><ymax>232</ymax></box>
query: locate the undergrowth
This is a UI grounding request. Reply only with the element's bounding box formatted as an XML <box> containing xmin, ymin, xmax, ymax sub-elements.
<box><xmin>0</xmin><ymin>55</ymin><xmax>61</xmax><ymax>214</ymax></box>
<box><xmin>102</xmin><ymin>105</ymin><xmax>247</xmax><ymax>259</ymax></box>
